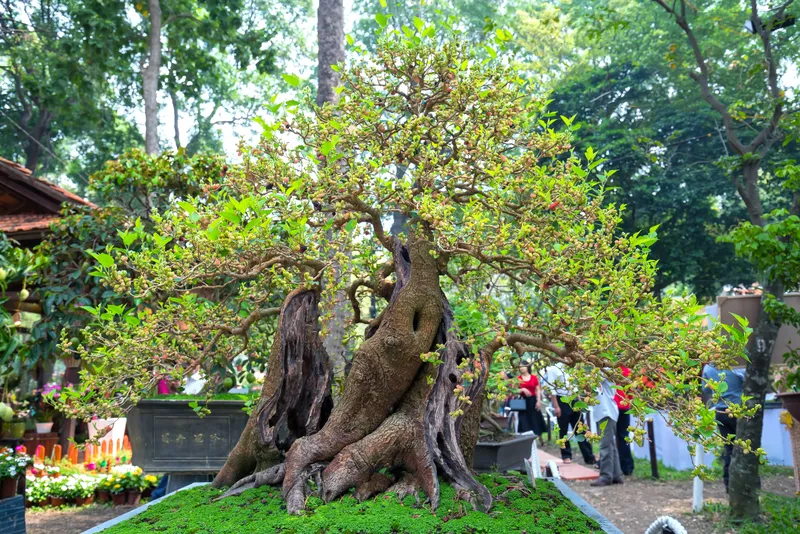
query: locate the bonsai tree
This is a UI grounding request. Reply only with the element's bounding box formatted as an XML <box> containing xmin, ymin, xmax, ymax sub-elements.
<box><xmin>58</xmin><ymin>26</ymin><xmax>749</xmax><ymax>514</ymax></box>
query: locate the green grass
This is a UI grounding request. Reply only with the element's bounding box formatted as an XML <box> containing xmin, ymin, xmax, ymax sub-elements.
<box><xmin>699</xmin><ymin>492</ymin><xmax>800</xmax><ymax>533</ymax></box>
<box><xmin>144</xmin><ymin>393</ymin><xmax>257</xmax><ymax>401</ymax></box>
<box><xmin>631</xmin><ymin>457</ymin><xmax>794</xmax><ymax>482</ymax></box>
<box><xmin>103</xmin><ymin>474</ymin><xmax>603</xmax><ymax>534</ymax></box>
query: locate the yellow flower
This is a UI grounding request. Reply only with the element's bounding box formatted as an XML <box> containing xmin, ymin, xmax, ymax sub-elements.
<box><xmin>113</xmin><ymin>484</ymin><xmax>121</xmax><ymax>489</ymax></box>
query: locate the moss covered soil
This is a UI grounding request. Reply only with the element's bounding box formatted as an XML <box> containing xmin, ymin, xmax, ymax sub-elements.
<box><xmin>103</xmin><ymin>473</ymin><xmax>602</xmax><ymax>533</ymax></box>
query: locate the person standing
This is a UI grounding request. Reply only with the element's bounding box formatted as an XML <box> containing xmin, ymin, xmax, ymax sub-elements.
<box><xmin>591</xmin><ymin>375</ymin><xmax>622</xmax><ymax>486</ymax></box>
<box><xmin>511</xmin><ymin>361</ymin><xmax>547</xmax><ymax>436</ymax></box>
<box><xmin>544</xmin><ymin>364</ymin><xmax>596</xmax><ymax>465</ymax></box>
<box><xmin>702</xmin><ymin>364</ymin><xmax>745</xmax><ymax>492</ymax></box>
<box><xmin>614</xmin><ymin>366</ymin><xmax>634</xmax><ymax>476</ymax></box>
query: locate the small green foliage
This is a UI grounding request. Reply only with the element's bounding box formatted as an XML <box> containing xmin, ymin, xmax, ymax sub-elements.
<box><xmin>103</xmin><ymin>475</ymin><xmax>602</xmax><ymax>534</ymax></box>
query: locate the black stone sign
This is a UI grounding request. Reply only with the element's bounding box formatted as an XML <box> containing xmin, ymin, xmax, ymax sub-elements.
<box><xmin>127</xmin><ymin>399</ymin><xmax>249</xmax><ymax>473</ymax></box>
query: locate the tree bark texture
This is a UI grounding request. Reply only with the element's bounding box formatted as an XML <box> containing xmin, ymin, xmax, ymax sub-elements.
<box><xmin>143</xmin><ymin>0</ymin><xmax>162</xmax><ymax>155</ymax></box>
<box><xmin>212</xmin><ymin>288</ymin><xmax>333</xmax><ymax>488</ymax></box>
<box><xmin>728</xmin><ymin>281</ymin><xmax>783</xmax><ymax>519</ymax></box>
<box><xmin>216</xmin><ymin>237</ymin><xmax>492</xmax><ymax>514</ymax></box>
<box><xmin>316</xmin><ymin>0</ymin><xmax>344</xmax><ymax>108</ymax></box>
<box><xmin>23</xmin><ymin>108</ymin><xmax>52</xmax><ymax>173</ymax></box>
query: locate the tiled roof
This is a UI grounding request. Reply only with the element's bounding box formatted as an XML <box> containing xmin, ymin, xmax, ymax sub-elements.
<box><xmin>0</xmin><ymin>156</ymin><xmax>96</xmax><ymax>209</ymax></box>
<box><xmin>0</xmin><ymin>213</ymin><xmax>60</xmax><ymax>233</ymax></box>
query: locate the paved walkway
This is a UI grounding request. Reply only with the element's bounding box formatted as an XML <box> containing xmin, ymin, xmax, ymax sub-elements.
<box><xmin>537</xmin><ymin>448</ymin><xmax>599</xmax><ymax>481</ymax></box>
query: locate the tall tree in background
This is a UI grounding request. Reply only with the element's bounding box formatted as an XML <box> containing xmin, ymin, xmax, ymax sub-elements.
<box><xmin>316</xmin><ymin>0</ymin><xmax>348</xmax><ymax>371</ymax></box>
<box><xmin>644</xmin><ymin>0</ymin><xmax>799</xmax><ymax>518</ymax></box>
<box><xmin>0</xmin><ymin>0</ymin><xmax>137</xmax><ymax>176</ymax></box>
<box><xmin>143</xmin><ymin>0</ymin><xmax>163</xmax><ymax>154</ymax></box>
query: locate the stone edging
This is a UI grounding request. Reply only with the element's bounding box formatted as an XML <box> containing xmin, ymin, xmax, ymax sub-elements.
<box><xmin>550</xmin><ymin>477</ymin><xmax>625</xmax><ymax>534</ymax></box>
<box><xmin>81</xmin><ymin>483</ymin><xmax>210</xmax><ymax>533</ymax></box>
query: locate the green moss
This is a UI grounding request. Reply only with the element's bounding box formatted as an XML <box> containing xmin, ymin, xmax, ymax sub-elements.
<box><xmin>103</xmin><ymin>474</ymin><xmax>602</xmax><ymax>533</ymax></box>
<box><xmin>143</xmin><ymin>393</ymin><xmax>257</xmax><ymax>401</ymax></box>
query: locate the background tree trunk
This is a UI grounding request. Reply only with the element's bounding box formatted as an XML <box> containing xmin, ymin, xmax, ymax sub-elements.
<box><xmin>143</xmin><ymin>0</ymin><xmax>162</xmax><ymax>155</ymax></box>
<box><xmin>316</xmin><ymin>0</ymin><xmax>349</xmax><ymax>374</ymax></box>
<box><xmin>316</xmin><ymin>0</ymin><xmax>344</xmax><ymax>108</ymax></box>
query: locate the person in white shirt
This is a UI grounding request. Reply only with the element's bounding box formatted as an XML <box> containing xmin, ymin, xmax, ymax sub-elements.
<box><xmin>543</xmin><ymin>364</ymin><xmax>597</xmax><ymax>465</ymax></box>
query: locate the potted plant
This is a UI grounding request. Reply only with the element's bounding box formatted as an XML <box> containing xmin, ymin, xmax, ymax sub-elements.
<box><xmin>0</xmin><ymin>448</ymin><xmax>31</xmax><ymax>499</ymax></box>
<box><xmin>48</xmin><ymin>477</ymin><xmax>66</xmax><ymax>507</ymax></box>
<box><xmin>110</xmin><ymin>480</ymin><xmax>127</xmax><ymax>506</ymax></box>
<box><xmin>24</xmin><ymin>474</ymin><xmax>48</xmax><ymax>507</ymax></box>
<box><xmin>96</xmin><ymin>475</ymin><xmax>113</xmax><ymax>503</ymax></box>
<box><xmin>75</xmin><ymin>475</ymin><xmax>97</xmax><ymax>506</ymax></box>
<box><xmin>140</xmin><ymin>473</ymin><xmax>159</xmax><ymax>499</ymax></box>
<box><xmin>0</xmin><ymin>399</ymin><xmax>29</xmax><ymax>439</ymax></box>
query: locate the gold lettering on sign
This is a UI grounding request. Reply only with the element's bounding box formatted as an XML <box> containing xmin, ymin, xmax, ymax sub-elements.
<box><xmin>210</xmin><ymin>433</ymin><xmax>223</xmax><ymax>444</ymax></box>
<box><xmin>175</xmin><ymin>434</ymin><xmax>186</xmax><ymax>445</ymax></box>
<box><xmin>193</xmin><ymin>433</ymin><xmax>204</xmax><ymax>444</ymax></box>
<box><xmin>161</xmin><ymin>433</ymin><xmax>170</xmax><ymax>444</ymax></box>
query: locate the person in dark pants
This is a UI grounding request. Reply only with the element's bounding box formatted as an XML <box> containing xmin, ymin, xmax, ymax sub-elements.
<box><xmin>544</xmin><ymin>364</ymin><xmax>596</xmax><ymax>465</ymax></box>
<box><xmin>614</xmin><ymin>366</ymin><xmax>634</xmax><ymax>476</ymax></box>
<box><xmin>702</xmin><ymin>364</ymin><xmax>745</xmax><ymax>492</ymax></box>
<box><xmin>506</xmin><ymin>361</ymin><xmax>546</xmax><ymax>436</ymax></box>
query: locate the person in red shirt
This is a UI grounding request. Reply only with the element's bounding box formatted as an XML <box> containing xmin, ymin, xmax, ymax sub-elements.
<box><xmin>614</xmin><ymin>367</ymin><xmax>634</xmax><ymax>476</ymax></box>
<box><xmin>507</xmin><ymin>361</ymin><xmax>546</xmax><ymax>436</ymax></box>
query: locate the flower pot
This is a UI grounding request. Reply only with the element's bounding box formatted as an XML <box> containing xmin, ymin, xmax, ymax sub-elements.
<box><xmin>35</xmin><ymin>422</ymin><xmax>54</xmax><ymax>434</ymax></box>
<box><xmin>126</xmin><ymin>489</ymin><xmax>141</xmax><ymax>506</ymax></box>
<box><xmin>141</xmin><ymin>487</ymin><xmax>152</xmax><ymax>499</ymax></box>
<box><xmin>80</xmin><ymin>495</ymin><xmax>94</xmax><ymax>506</ymax></box>
<box><xmin>1</xmin><ymin>477</ymin><xmax>18</xmax><ymax>499</ymax></box>
<box><xmin>111</xmin><ymin>492</ymin><xmax>127</xmax><ymax>506</ymax></box>
<box><xmin>97</xmin><ymin>490</ymin><xmax>110</xmax><ymax>503</ymax></box>
<box><xmin>778</xmin><ymin>391</ymin><xmax>800</xmax><ymax>421</ymax></box>
<box><xmin>1</xmin><ymin>421</ymin><xmax>26</xmax><ymax>439</ymax></box>
<box><xmin>50</xmin><ymin>496</ymin><xmax>65</xmax><ymax>507</ymax></box>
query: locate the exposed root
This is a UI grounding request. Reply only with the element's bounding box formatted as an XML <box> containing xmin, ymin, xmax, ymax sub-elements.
<box><xmin>284</xmin><ymin>462</ymin><xmax>327</xmax><ymax>514</ymax></box>
<box><xmin>354</xmin><ymin>472</ymin><xmax>395</xmax><ymax>502</ymax></box>
<box><xmin>214</xmin><ymin>463</ymin><xmax>286</xmax><ymax>500</ymax></box>
<box><xmin>386</xmin><ymin>473</ymin><xmax>421</xmax><ymax>504</ymax></box>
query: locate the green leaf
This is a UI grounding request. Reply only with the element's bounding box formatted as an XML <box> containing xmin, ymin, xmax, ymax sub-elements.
<box><xmin>375</xmin><ymin>13</ymin><xmax>388</xmax><ymax>28</ymax></box>
<box><xmin>344</xmin><ymin>219</ymin><xmax>357</xmax><ymax>232</ymax></box>
<box><xmin>379</xmin><ymin>0</ymin><xmax>387</xmax><ymax>6</ymax></box>
<box><xmin>88</xmin><ymin>251</ymin><xmax>114</xmax><ymax>269</ymax></box>
<box><xmin>282</xmin><ymin>73</ymin><xmax>301</xmax><ymax>88</ymax></box>
<box><xmin>413</xmin><ymin>17</ymin><xmax>424</xmax><ymax>32</ymax></box>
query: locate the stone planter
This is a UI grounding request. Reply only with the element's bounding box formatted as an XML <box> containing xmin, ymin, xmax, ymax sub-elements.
<box><xmin>473</xmin><ymin>434</ymin><xmax>536</xmax><ymax>472</ymax></box>
<box><xmin>778</xmin><ymin>391</ymin><xmax>800</xmax><ymax>421</ymax></box>
<box><xmin>127</xmin><ymin>399</ymin><xmax>248</xmax><ymax>474</ymax></box>
<box><xmin>550</xmin><ymin>478</ymin><xmax>624</xmax><ymax>533</ymax></box>
<box><xmin>0</xmin><ymin>495</ymin><xmax>25</xmax><ymax>534</ymax></box>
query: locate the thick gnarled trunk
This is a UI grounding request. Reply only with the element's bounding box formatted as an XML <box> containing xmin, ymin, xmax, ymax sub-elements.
<box><xmin>214</xmin><ymin>237</ymin><xmax>491</xmax><ymax>513</ymax></box>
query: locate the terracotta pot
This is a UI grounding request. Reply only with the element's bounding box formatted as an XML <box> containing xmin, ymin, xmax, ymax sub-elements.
<box><xmin>126</xmin><ymin>490</ymin><xmax>141</xmax><ymax>506</ymax></box>
<box><xmin>50</xmin><ymin>496</ymin><xmax>66</xmax><ymax>506</ymax></box>
<box><xmin>97</xmin><ymin>490</ymin><xmax>110</xmax><ymax>503</ymax></box>
<box><xmin>83</xmin><ymin>495</ymin><xmax>94</xmax><ymax>506</ymax></box>
<box><xmin>141</xmin><ymin>487</ymin><xmax>152</xmax><ymax>499</ymax></box>
<box><xmin>1</xmin><ymin>477</ymin><xmax>18</xmax><ymax>499</ymax></box>
<box><xmin>76</xmin><ymin>496</ymin><xmax>89</xmax><ymax>506</ymax></box>
<box><xmin>111</xmin><ymin>492</ymin><xmax>127</xmax><ymax>506</ymax></box>
<box><xmin>778</xmin><ymin>391</ymin><xmax>800</xmax><ymax>421</ymax></box>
